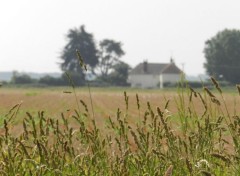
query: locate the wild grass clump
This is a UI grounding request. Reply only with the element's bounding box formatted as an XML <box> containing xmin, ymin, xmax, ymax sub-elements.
<box><xmin>1</xmin><ymin>52</ymin><xmax>240</xmax><ymax>175</ymax></box>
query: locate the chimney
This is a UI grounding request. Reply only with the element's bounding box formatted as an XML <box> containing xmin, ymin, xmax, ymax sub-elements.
<box><xmin>143</xmin><ymin>60</ymin><xmax>148</xmax><ymax>73</ymax></box>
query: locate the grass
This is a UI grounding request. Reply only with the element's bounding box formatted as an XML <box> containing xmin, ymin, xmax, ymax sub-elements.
<box><xmin>0</xmin><ymin>82</ymin><xmax>240</xmax><ymax>175</ymax></box>
<box><xmin>1</xmin><ymin>50</ymin><xmax>240</xmax><ymax>175</ymax></box>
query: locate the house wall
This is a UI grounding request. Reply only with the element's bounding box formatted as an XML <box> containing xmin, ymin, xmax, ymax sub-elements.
<box><xmin>128</xmin><ymin>74</ymin><xmax>159</xmax><ymax>88</ymax></box>
<box><xmin>159</xmin><ymin>74</ymin><xmax>181</xmax><ymax>88</ymax></box>
<box><xmin>128</xmin><ymin>73</ymin><xmax>182</xmax><ymax>89</ymax></box>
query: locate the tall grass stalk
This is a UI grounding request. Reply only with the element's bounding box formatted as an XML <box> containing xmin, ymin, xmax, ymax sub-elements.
<box><xmin>76</xmin><ymin>49</ymin><xmax>95</xmax><ymax>119</ymax></box>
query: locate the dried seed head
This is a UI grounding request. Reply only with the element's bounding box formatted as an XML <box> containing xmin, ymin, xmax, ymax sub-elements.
<box><xmin>211</xmin><ymin>77</ymin><xmax>218</xmax><ymax>86</ymax></box>
<box><xmin>80</xmin><ymin>100</ymin><xmax>89</xmax><ymax>113</ymax></box>
<box><xmin>211</xmin><ymin>97</ymin><xmax>221</xmax><ymax>106</ymax></box>
<box><xmin>124</xmin><ymin>91</ymin><xmax>129</xmax><ymax>110</ymax></box>
<box><xmin>76</xmin><ymin>49</ymin><xmax>87</xmax><ymax>71</ymax></box>
<box><xmin>237</xmin><ymin>85</ymin><xmax>240</xmax><ymax>95</ymax></box>
<box><xmin>136</xmin><ymin>94</ymin><xmax>140</xmax><ymax>110</ymax></box>
<box><xmin>211</xmin><ymin>153</ymin><xmax>230</xmax><ymax>163</ymax></box>
<box><xmin>211</xmin><ymin>77</ymin><xmax>222</xmax><ymax>94</ymax></box>
<box><xmin>164</xmin><ymin>165</ymin><xmax>173</xmax><ymax>176</ymax></box>
<box><xmin>164</xmin><ymin>100</ymin><xmax>170</xmax><ymax>109</ymax></box>
<box><xmin>200</xmin><ymin>170</ymin><xmax>212</xmax><ymax>176</ymax></box>
<box><xmin>63</xmin><ymin>91</ymin><xmax>72</xmax><ymax>94</ymax></box>
<box><xmin>204</xmin><ymin>87</ymin><xmax>215</xmax><ymax>98</ymax></box>
<box><xmin>190</xmin><ymin>87</ymin><xmax>198</xmax><ymax>97</ymax></box>
<box><xmin>186</xmin><ymin>158</ymin><xmax>192</xmax><ymax>173</ymax></box>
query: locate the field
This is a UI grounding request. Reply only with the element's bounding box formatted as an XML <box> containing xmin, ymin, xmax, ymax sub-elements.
<box><xmin>1</xmin><ymin>86</ymin><xmax>238</xmax><ymax>119</ymax></box>
<box><xmin>0</xmin><ymin>85</ymin><xmax>240</xmax><ymax>175</ymax></box>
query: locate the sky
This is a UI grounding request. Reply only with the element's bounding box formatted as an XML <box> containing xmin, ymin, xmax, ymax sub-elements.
<box><xmin>0</xmin><ymin>0</ymin><xmax>240</xmax><ymax>76</ymax></box>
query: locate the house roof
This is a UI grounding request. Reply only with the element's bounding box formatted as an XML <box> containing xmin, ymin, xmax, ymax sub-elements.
<box><xmin>161</xmin><ymin>63</ymin><xmax>182</xmax><ymax>74</ymax></box>
<box><xmin>130</xmin><ymin>62</ymin><xmax>182</xmax><ymax>75</ymax></box>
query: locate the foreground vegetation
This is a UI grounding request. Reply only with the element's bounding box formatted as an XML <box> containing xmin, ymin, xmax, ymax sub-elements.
<box><xmin>0</xmin><ymin>79</ymin><xmax>240</xmax><ymax>175</ymax></box>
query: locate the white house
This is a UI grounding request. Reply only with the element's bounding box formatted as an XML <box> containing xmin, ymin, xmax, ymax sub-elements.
<box><xmin>128</xmin><ymin>60</ymin><xmax>183</xmax><ymax>88</ymax></box>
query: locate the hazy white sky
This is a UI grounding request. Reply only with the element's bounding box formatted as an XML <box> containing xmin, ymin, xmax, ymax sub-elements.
<box><xmin>0</xmin><ymin>0</ymin><xmax>240</xmax><ymax>76</ymax></box>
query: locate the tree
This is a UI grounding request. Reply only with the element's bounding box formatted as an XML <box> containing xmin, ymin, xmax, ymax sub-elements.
<box><xmin>60</xmin><ymin>25</ymin><xmax>98</xmax><ymax>81</ymax></box>
<box><xmin>204</xmin><ymin>29</ymin><xmax>240</xmax><ymax>84</ymax></box>
<box><xmin>96</xmin><ymin>39</ymin><xmax>125</xmax><ymax>78</ymax></box>
<box><xmin>11</xmin><ymin>71</ymin><xmax>34</xmax><ymax>84</ymax></box>
<box><xmin>108</xmin><ymin>61</ymin><xmax>130</xmax><ymax>86</ymax></box>
<box><xmin>39</xmin><ymin>75</ymin><xmax>65</xmax><ymax>86</ymax></box>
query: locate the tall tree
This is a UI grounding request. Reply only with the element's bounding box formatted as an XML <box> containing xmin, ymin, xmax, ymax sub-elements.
<box><xmin>108</xmin><ymin>61</ymin><xmax>130</xmax><ymax>86</ymax></box>
<box><xmin>96</xmin><ymin>39</ymin><xmax>125</xmax><ymax>77</ymax></box>
<box><xmin>204</xmin><ymin>29</ymin><xmax>240</xmax><ymax>84</ymax></box>
<box><xmin>60</xmin><ymin>25</ymin><xmax>98</xmax><ymax>75</ymax></box>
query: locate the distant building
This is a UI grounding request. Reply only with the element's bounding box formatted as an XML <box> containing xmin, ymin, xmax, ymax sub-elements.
<box><xmin>128</xmin><ymin>60</ymin><xmax>182</xmax><ymax>88</ymax></box>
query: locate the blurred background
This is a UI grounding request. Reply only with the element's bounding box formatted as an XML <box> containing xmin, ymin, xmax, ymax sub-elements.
<box><xmin>1</xmin><ymin>0</ymin><xmax>240</xmax><ymax>87</ymax></box>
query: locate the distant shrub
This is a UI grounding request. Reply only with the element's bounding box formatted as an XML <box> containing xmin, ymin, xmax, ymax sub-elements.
<box><xmin>88</xmin><ymin>79</ymin><xmax>112</xmax><ymax>87</ymax></box>
<box><xmin>11</xmin><ymin>73</ymin><xmax>36</xmax><ymax>84</ymax></box>
<box><xmin>39</xmin><ymin>75</ymin><xmax>66</xmax><ymax>86</ymax></box>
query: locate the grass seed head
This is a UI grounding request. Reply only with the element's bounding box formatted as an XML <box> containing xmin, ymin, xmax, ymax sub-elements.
<box><xmin>186</xmin><ymin>158</ymin><xmax>192</xmax><ymax>173</ymax></box>
<box><xmin>236</xmin><ymin>85</ymin><xmax>240</xmax><ymax>95</ymax></box>
<box><xmin>211</xmin><ymin>97</ymin><xmax>221</xmax><ymax>106</ymax></box>
<box><xmin>76</xmin><ymin>49</ymin><xmax>87</xmax><ymax>71</ymax></box>
<box><xmin>190</xmin><ymin>87</ymin><xmax>198</xmax><ymax>97</ymax></box>
<box><xmin>204</xmin><ymin>87</ymin><xmax>215</xmax><ymax>98</ymax></box>
<box><xmin>136</xmin><ymin>94</ymin><xmax>140</xmax><ymax>110</ymax></box>
<box><xmin>200</xmin><ymin>170</ymin><xmax>212</xmax><ymax>176</ymax></box>
<box><xmin>164</xmin><ymin>165</ymin><xmax>173</xmax><ymax>176</ymax></box>
<box><xmin>211</xmin><ymin>153</ymin><xmax>230</xmax><ymax>163</ymax></box>
<box><xmin>211</xmin><ymin>77</ymin><xmax>222</xmax><ymax>94</ymax></box>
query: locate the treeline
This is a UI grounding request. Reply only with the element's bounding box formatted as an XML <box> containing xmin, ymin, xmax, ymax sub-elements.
<box><xmin>7</xmin><ymin>72</ymin><xmax>232</xmax><ymax>88</ymax></box>
<box><xmin>10</xmin><ymin>73</ymin><xmax>67</xmax><ymax>86</ymax></box>
<box><xmin>8</xmin><ymin>69</ymin><xmax>130</xmax><ymax>87</ymax></box>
